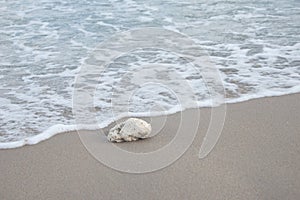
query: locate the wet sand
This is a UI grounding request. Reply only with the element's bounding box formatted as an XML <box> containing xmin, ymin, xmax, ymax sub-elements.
<box><xmin>0</xmin><ymin>94</ymin><xmax>300</xmax><ymax>200</ymax></box>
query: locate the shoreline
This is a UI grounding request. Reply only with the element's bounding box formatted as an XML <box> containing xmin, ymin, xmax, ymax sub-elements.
<box><xmin>1</xmin><ymin>93</ymin><xmax>300</xmax><ymax>199</ymax></box>
<box><xmin>2</xmin><ymin>90</ymin><xmax>300</xmax><ymax>150</ymax></box>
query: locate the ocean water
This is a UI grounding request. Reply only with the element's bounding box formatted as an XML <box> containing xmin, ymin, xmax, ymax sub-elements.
<box><xmin>0</xmin><ymin>0</ymin><xmax>300</xmax><ymax>148</ymax></box>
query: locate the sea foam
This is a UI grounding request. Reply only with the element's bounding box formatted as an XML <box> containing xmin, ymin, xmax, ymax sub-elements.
<box><xmin>0</xmin><ymin>0</ymin><xmax>299</xmax><ymax>148</ymax></box>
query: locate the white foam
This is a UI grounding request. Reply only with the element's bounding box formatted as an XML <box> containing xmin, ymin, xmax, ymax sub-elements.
<box><xmin>2</xmin><ymin>84</ymin><xmax>300</xmax><ymax>149</ymax></box>
<box><xmin>0</xmin><ymin>0</ymin><xmax>300</xmax><ymax>148</ymax></box>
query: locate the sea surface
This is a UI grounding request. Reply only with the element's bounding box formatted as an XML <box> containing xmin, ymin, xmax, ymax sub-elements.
<box><xmin>0</xmin><ymin>0</ymin><xmax>300</xmax><ymax>148</ymax></box>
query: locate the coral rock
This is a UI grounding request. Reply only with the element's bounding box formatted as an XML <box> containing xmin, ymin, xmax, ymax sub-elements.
<box><xmin>107</xmin><ymin>118</ymin><xmax>151</xmax><ymax>142</ymax></box>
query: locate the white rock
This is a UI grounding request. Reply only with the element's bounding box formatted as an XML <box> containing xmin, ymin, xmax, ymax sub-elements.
<box><xmin>107</xmin><ymin>118</ymin><xmax>151</xmax><ymax>142</ymax></box>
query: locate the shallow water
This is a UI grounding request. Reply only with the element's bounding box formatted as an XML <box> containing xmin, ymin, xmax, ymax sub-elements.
<box><xmin>0</xmin><ymin>0</ymin><xmax>299</xmax><ymax>145</ymax></box>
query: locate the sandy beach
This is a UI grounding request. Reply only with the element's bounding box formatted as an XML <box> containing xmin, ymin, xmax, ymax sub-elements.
<box><xmin>0</xmin><ymin>94</ymin><xmax>299</xmax><ymax>200</ymax></box>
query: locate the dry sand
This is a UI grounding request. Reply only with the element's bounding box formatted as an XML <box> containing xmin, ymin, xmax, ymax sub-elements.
<box><xmin>0</xmin><ymin>94</ymin><xmax>300</xmax><ymax>200</ymax></box>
